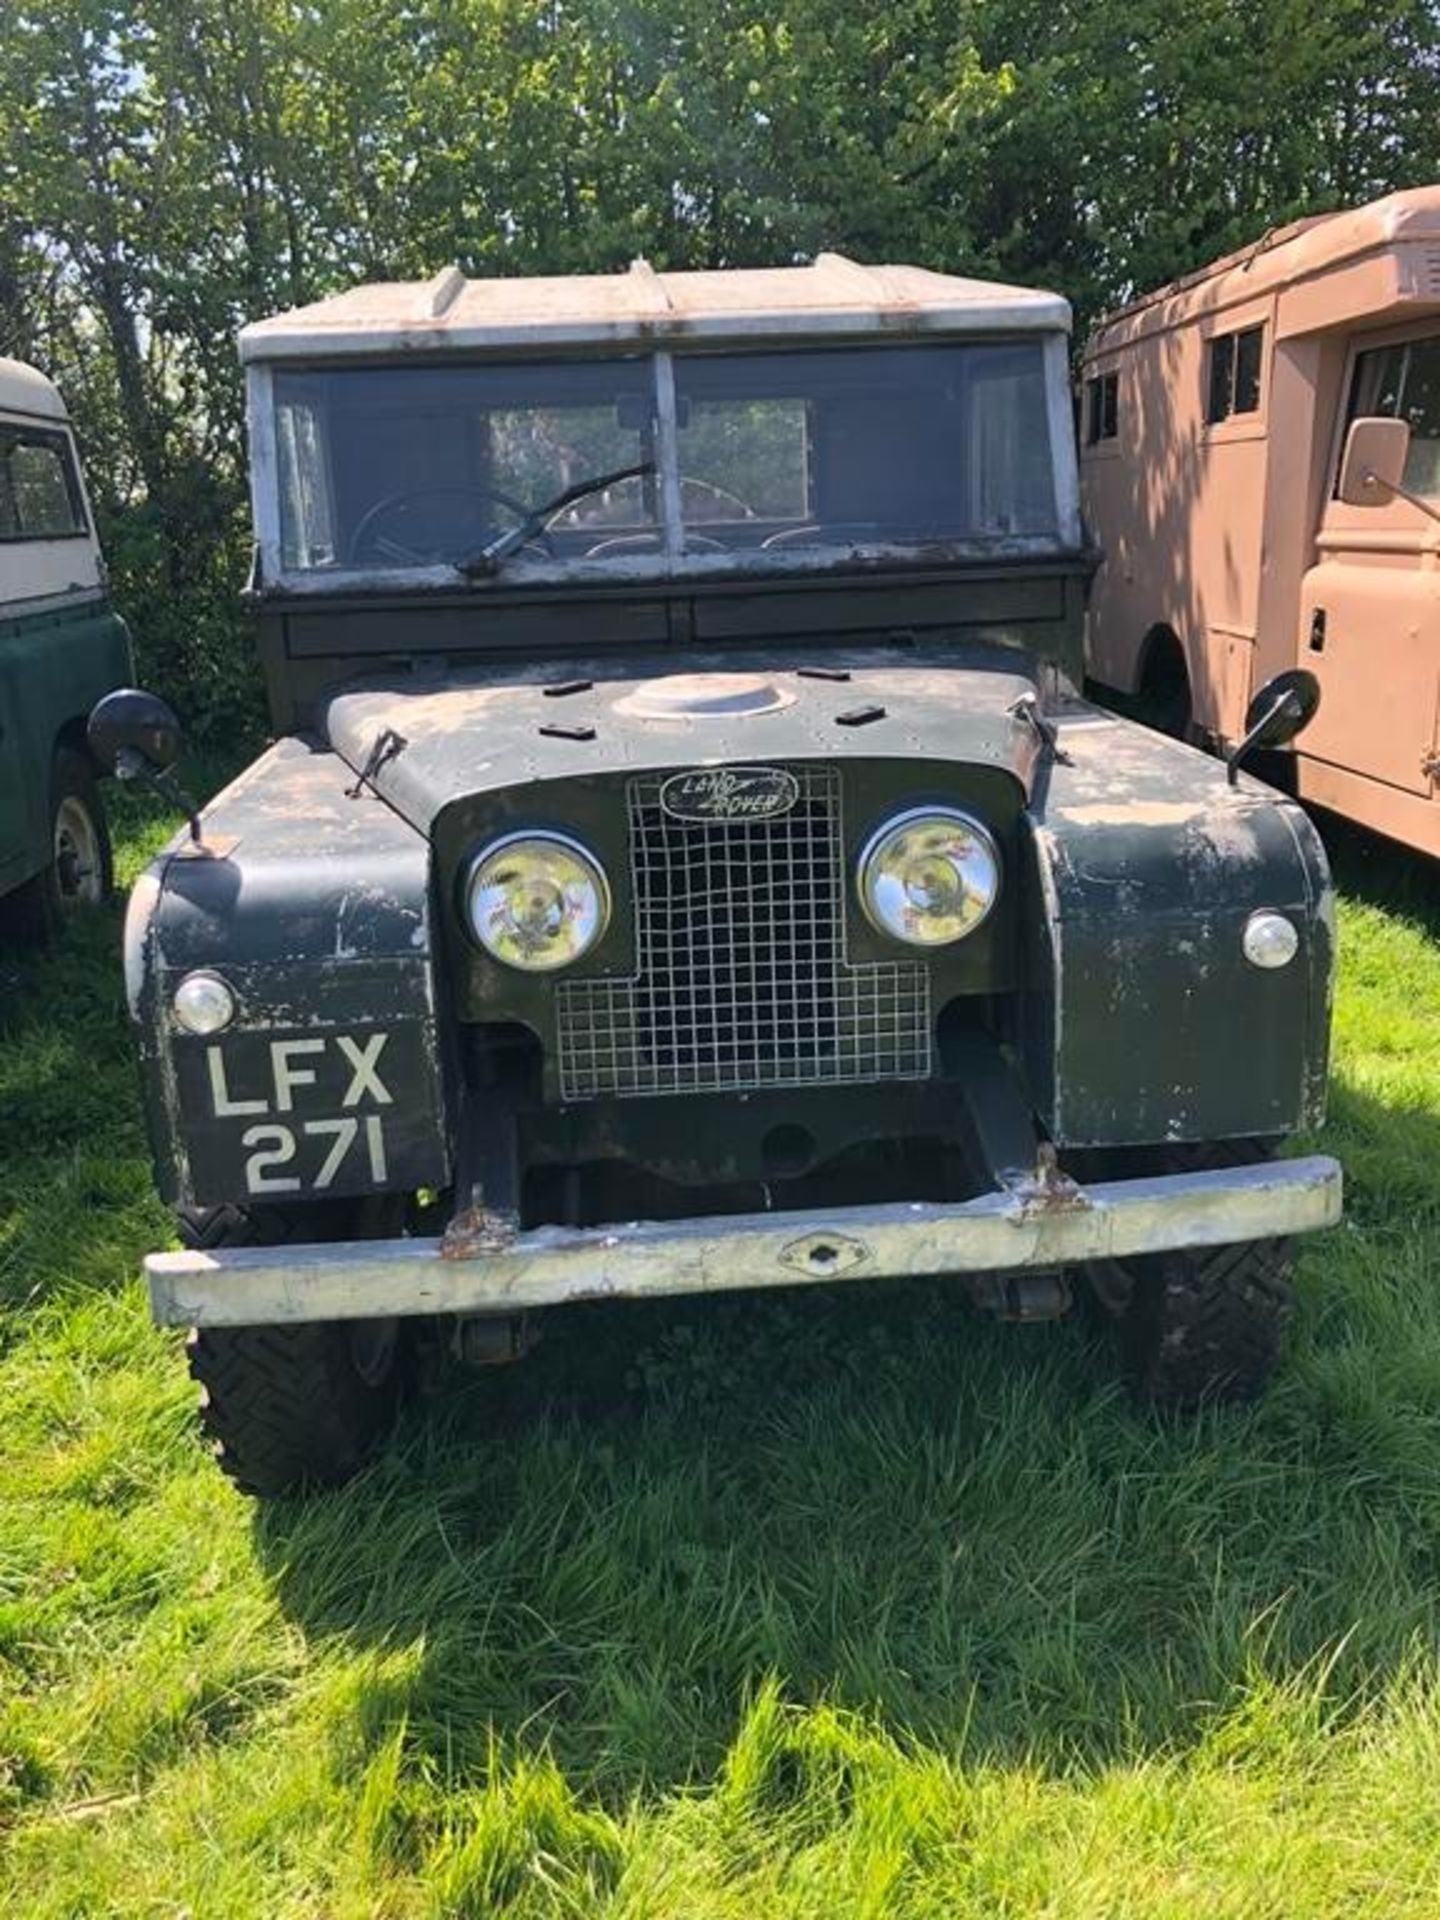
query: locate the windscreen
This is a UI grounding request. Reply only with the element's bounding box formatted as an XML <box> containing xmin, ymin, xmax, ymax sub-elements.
<box><xmin>671</xmin><ymin>344</ymin><xmax>1057</xmax><ymax>549</ymax></box>
<box><xmin>1347</xmin><ymin>335</ymin><xmax>1440</xmax><ymax>497</ymax></box>
<box><xmin>273</xmin><ymin>360</ymin><xmax>656</xmax><ymax>571</ymax></box>
<box><xmin>271</xmin><ymin>341</ymin><xmax>1061</xmax><ymax>574</ymax></box>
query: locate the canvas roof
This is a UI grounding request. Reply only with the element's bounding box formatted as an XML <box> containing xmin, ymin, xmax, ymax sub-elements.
<box><xmin>239</xmin><ymin>254</ymin><xmax>1071</xmax><ymax>362</ymax></box>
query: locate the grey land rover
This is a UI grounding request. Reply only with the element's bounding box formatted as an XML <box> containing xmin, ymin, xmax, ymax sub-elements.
<box><xmin>92</xmin><ymin>257</ymin><xmax>1342</xmax><ymax>1495</ymax></box>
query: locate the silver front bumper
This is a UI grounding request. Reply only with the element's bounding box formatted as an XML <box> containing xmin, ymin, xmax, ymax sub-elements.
<box><xmin>147</xmin><ymin>1154</ymin><xmax>1342</xmax><ymax>1328</ymax></box>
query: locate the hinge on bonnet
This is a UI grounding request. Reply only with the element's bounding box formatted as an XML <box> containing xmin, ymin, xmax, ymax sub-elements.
<box><xmin>1008</xmin><ymin>691</ymin><xmax>1072</xmax><ymax>765</ymax></box>
<box><xmin>346</xmin><ymin>727</ymin><xmax>408</xmax><ymax>799</ymax></box>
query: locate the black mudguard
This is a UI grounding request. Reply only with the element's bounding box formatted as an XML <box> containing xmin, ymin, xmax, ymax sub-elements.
<box><xmin>125</xmin><ymin>737</ymin><xmax>451</xmax><ymax>1208</ymax></box>
<box><xmin>1020</xmin><ymin>711</ymin><xmax>1332</xmax><ymax>1148</ymax></box>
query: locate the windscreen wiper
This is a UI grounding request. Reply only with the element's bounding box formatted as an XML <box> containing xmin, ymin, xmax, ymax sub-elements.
<box><xmin>456</xmin><ymin>461</ymin><xmax>655</xmax><ymax>578</ymax></box>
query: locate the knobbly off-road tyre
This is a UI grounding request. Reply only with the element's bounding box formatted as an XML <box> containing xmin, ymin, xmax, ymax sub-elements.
<box><xmin>1106</xmin><ymin>1144</ymin><xmax>1294</xmax><ymax>1406</ymax></box>
<box><xmin>179</xmin><ymin>1202</ymin><xmax>405</xmax><ymax>1497</ymax></box>
<box><xmin>1118</xmin><ymin>1236</ymin><xmax>1294</xmax><ymax>1406</ymax></box>
<box><xmin>2</xmin><ymin>746</ymin><xmax>112</xmax><ymax>943</ymax></box>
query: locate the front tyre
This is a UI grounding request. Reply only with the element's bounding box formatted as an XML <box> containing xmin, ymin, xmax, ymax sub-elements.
<box><xmin>1117</xmin><ymin>1236</ymin><xmax>1293</xmax><ymax>1406</ymax></box>
<box><xmin>1089</xmin><ymin>1142</ymin><xmax>1295</xmax><ymax>1406</ymax></box>
<box><xmin>179</xmin><ymin>1203</ymin><xmax>405</xmax><ymax>1496</ymax></box>
<box><xmin>3</xmin><ymin>747</ymin><xmax>113</xmax><ymax>941</ymax></box>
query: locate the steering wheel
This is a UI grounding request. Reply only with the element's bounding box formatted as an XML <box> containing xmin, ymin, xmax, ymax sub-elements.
<box><xmin>548</xmin><ymin>474</ymin><xmax>760</xmax><ymax>534</ymax></box>
<box><xmin>348</xmin><ymin>484</ymin><xmax>557</xmax><ymax>567</ymax></box>
<box><xmin>679</xmin><ymin>475</ymin><xmax>758</xmax><ymax>521</ymax></box>
<box><xmin>550</xmin><ymin>472</ymin><xmax>760</xmax><ymax>558</ymax></box>
<box><xmin>760</xmin><ymin>521</ymin><xmax>884</xmax><ymax>549</ymax></box>
<box><xmin>581</xmin><ymin>531</ymin><xmax>728</xmax><ymax>558</ymax></box>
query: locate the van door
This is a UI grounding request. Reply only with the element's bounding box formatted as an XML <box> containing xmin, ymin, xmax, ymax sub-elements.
<box><xmin>1298</xmin><ymin>330</ymin><xmax>1440</xmax><ymax>797</ymax></box>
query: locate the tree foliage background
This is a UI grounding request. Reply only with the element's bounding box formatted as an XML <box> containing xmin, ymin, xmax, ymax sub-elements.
<box><xmin>3</xmin><ymin>0</ymin><xmax>1438</xmax><ymax>735</ymax></box>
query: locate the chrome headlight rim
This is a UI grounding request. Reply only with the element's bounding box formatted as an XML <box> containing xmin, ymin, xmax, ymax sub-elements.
<box><xmin>462</xmin><ymin>828</ymin><xmax>612</xmax><ymax>973</ymax></box>
<box><xmin>857</xmin><ymin>805</ymin><xmax>1002</xmax><ymax>947</ymax></box>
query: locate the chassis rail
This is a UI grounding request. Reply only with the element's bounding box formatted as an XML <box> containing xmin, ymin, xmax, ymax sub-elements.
<box><xmin>147</xmin><ymin>1154</ymin><xmax>1342</xmax><ymax>1328</ymax></box>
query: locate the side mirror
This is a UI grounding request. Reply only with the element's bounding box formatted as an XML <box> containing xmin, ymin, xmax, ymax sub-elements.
<box><xmin>87</xmin><ymin>688</ymin><xmax>203</xmax><ymax>845</ymax></box>
<box><xmin>87</xmin><ymin>687</ymin><xmax>184</xmax><ymax>777</ymax></box>
<box><xmin>1227</xmin><ymin>668</ymin><xmax>1321</xmax><ymax>786</ymax></box>
<box><xmin>1337</xmin><ymin>416</ymin><xmax>1411</xmax><ymax>506</ymax></box>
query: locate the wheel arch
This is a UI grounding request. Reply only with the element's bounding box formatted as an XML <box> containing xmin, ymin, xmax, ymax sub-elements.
<box><xmin>53</xmin><ymin>711</ymin><xmax>104</xmax><ymax>778</ymax></box>
<box><xmin>1135</xmin><ymin>623</ymin><xmax>1190</xmax><ymax>698</ymax></box>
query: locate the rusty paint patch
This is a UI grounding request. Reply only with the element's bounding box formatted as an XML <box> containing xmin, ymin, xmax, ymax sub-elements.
<box><xmin>441</xmin><ymin>1199</ymin><xmax>520</xmax><ymax>1260</ymax></box>
<box><xmin>1009</xmin><ymin>1143</ymin><xmax>1090</xmax><ymax>1218</ymax></box>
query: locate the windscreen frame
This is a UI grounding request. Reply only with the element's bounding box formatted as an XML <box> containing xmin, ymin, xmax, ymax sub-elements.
<box><xmin>247</xmin><ymin>331</ymin><xmax>1082</xmax><ymax>592</ymax></box>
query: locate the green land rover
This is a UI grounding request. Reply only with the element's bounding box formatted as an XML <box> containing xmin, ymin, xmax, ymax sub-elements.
<box><xmin>0</xmin><ymin>357</ymin><xmax>130</xmax><ymax>937</ymax></box>
<box><xmin>92</xmin><ymin>258</ymin><xmax>1342</xmax><ymax>1495</ymax></box>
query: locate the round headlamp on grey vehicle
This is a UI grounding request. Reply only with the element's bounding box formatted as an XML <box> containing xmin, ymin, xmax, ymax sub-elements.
<box><xmin>463</xmin><ymin>830</ymin><xmax>610</xmax><ymax>972</ymax></box>
<box><xmin>857</xmin><ymin>807</ymin><xmax>1001</xmax><ymax>947</ymax></box>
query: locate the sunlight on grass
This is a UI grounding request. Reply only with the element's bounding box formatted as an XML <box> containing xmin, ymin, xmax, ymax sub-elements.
<box><xmin>1</xmin><ymin>818</ymin><xmax>1438</xmax><ymax>1915</ymax></box>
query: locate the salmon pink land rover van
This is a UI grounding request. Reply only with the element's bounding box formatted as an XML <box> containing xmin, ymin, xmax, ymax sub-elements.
<box><xmin>1081</xmin><ymin>187</ymin><xmax>1440</xmax><ymax>857</ymax></box>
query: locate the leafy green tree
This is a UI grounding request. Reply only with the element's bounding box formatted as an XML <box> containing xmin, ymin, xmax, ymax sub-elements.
<box><xmin>1</xmin><ymin>0</ymin><xmax>1436</xmax><ymax>731</ymax></box>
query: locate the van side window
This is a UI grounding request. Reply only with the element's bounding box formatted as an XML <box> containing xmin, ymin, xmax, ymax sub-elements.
<box><xmin>1346</xmin><ymin>336</ymin><xmax>1440</xmax><ymax>497</ymax></box>
<box><xmin>1085</xmin><ymin>372</ymin><xmax>1118</xmax><ymax>444</ymax></box>
<box><xmin>1205</xmin><ymin>325</ymin><xmax>1264</xmax><ymax>424</ymax></box>
<box><xmin>0</xmin><ymin>425</ymin><xmax>88</xmax><ymax>541</ymax></box>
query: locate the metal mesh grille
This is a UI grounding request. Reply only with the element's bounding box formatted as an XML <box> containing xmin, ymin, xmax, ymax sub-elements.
<box><xmin>557</xmin><ymin>766</ymin><xmax>931</xmax><ymax>1099</ymax></box>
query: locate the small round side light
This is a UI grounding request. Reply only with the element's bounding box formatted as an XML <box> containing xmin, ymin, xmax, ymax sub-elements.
<box><xmin>1242</xmin><ymin>910</ymin><xmax>1300</xmax><ymax>970</ymax></box>
<box><xmin>173</xmin><ymin>971</ymin><xmax>237</xmax><ymax>1034</ymax></box>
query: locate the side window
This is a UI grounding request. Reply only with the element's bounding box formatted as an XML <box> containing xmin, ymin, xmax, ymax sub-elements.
<box><xmin>1085</xmin><ymin>372</ymin><xmax>1118</xmax><ymax>445</ymax></box>
<box><xmin>1345</xmin><ymin>335</ymin><xmax>1440</xmax><ymax>497</ymax></box>
<box><xmin>0</xmin><ymin>423</ymin><xmax>88</xmax><ymax>540</ymax></box>
<box><xmin>970</xmin><ymin>355</ymin><xmax>1057</xmax><ymax>532</ymax></box>
<box><xmin>1205</xmin><ymin>324</ymin><xmax>1264</xmax><ymax>424</ymax></box>
<box><xmin>276</xmin><ymin>396</ymin><xmax>336</xmax><ymax>568</ymax></box>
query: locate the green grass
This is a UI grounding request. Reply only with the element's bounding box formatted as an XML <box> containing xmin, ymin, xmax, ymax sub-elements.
<box><xmin>2</xmin><ymin>802</ymin><xmax>1439</xmax><ymax>1916</ymax></box>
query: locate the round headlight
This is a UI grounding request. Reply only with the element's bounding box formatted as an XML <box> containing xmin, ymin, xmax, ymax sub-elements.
<box><xmin>173</xmin><ymin>970</ymin><xmax>236</xmax><ymax>1034</ymax></box>
<box><xmin>1242</xmin><ymin>909</ymin><xmax>1300</xmax><ymax>970</ymax></box>
<box><xmin>464</xmin><ymin>831</ymin><xmax>610</xmax><ymax>972</ymax></box>
<box><xmin>858</xmin><ymin>808</ymin><xmax>1001</xmax><ymax>946</ymax></box>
